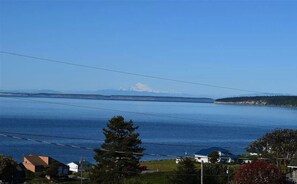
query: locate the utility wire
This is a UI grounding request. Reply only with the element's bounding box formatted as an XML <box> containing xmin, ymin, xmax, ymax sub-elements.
<box><xmin>7</xmin><ymin>96</ymin><xmax>240</xmax><ymax>126</ymax></box>
<box><xmin>0</xmin><ymin>132</ymin><xmax>292</xmax><ymax>160</ymax></box>
<box><xmin>1</xmin><ymin>97</ymin><xmax>259</xmax><ymax>149</ymax></box>
<box><xmin>0</xmin><ymin>51</ymin><xmax>270</xmax><ymax>94</ymax></box>
<box><xmin>9</xmin><ymin>97</ymin><xmax>270</xmax><ymax>129</ymax></box>
<box><xmin>0</xmin><ymin>131</ymin><xmax>246</xmax><ymax>149</ymax></box>
<box><xmin>0</xmin><ymin>132</ymin><xmax>177</xmax><ymax>157</ymax></box>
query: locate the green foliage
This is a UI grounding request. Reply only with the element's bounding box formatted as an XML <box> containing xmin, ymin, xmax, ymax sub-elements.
<box><xmin>91</xmin><ymin>116</ymin><xmax>144</xmax><ymax>184</ymax></box>
<box><xmin>168</xmin><ymin>158</ymin><xmax>199</xmax><ymax>184</ymax></box>
<box><xmin>0</xmin><ymin>154</ymin><xmax>17</xmax><ymax>182</ymax></box>
<box><xmin>45</xmin><ymin>161</ymin><xmax>60</xmax><ymax>179</ymax></box>
<box><xmin>25</xmin><ymin>169</ymin><xmax>35</xmax><ymax>179</ymax></box>
<box><xmin>123</xmin><ymin>177</ymin><xmax>151</xmax><ymax>184</ymax></box>
<box><xmin>247</xmin><ymin>129</ymin><xmax>297</xmax><ymax>166</ymax></box>
<box><xmin>202</xmin><ymin>163</ymin><xmax>235</xmax><ymax>184</ymax></box>
<box><xmin>141</xmin><ymin>172</ymin><xmax>170</xmax><ymax>184</ymax></box>
<box><xmin>24</xmin><ymin>177</ymin><xmax>49</xmax><ymax>184</ymax></box>
<box><xmin>235</xmin><ymin>160</ymin><xmax>284</xmax><ymax>184</ymax></box>
<box><xmin>238</xmin><ymin>153</ymin><xmax>259</xmax><ymax>160</ymax></box>
<box><xmin>208</xmin><ymin>151</ymin><xmax>220</xmax><ymax>163</ymax></box>
<box><xmin>33</xmin><ymin>171</ymin><xmax>45</xmax><ymax>178</ymax></box>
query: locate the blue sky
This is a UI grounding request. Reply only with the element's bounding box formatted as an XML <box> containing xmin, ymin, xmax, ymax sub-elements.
<box><xmin>0</xmin><ymin>0</ymin><xmax>296</xmax><ymax>97</ymax></box>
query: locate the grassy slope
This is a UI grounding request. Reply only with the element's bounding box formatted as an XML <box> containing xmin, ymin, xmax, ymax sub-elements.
<box><xmin>141</xmin><ymin>159</ymin><xmax>177</xmax><ymax>172</ymax></box>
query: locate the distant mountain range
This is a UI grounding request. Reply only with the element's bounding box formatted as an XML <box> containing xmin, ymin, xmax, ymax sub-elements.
<box><xmin>0</xmin><ymin>92</ymin><xmax>214</xmax><ymax>103</ymax></box>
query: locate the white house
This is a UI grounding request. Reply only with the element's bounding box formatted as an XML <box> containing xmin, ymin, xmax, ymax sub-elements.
<box><xmin>67</xmin><ymin>162</ymin><xmax>80</xmax><ymax>173</ymax></box>
<box><xmin>175</xmin><ymin>156</ymin><xmax>194</xmax><ymax>164</ymax></box>
<box><xmin>67</xmin><ymin>161</ymin><xmax>93</xmax><ymax>173</ymax></box>
<box><xmin>194</xmin><ymin>147</ymin><xmax>236</xmax><ymax>163</ymax></box>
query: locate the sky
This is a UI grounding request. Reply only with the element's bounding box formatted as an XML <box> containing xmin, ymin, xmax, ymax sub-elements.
<box><xmin>0</xmin><ymin>0</ymin><xmax>297</xmax><ymax>98</ymax></box>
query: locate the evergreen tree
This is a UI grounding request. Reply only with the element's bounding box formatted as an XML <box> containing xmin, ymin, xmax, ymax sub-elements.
<box><xmin>208</xmin><ymin>151</ymin><xmax>220</xmax><ymax>163</ymax></box>
<box><xmin>45</xmin><ymin>161</ymin><xmax>60</xmax><ymax>180</ymax></box>
<box><xmin>0</xmin><ymin>154</ymin><xmax>17</xmax><ymax>183</ymax></box>
<box><xmin>91</xmin><ymin>116</ymin><xmax>144</xmax><ymax>184</ymax></box>
<box><xmin>169</xmin><ymin>158</ymin><xmax>199</xmax><ymax>184</ymax></box>
<box><xmin>203</xmin><ymin>163</ymin><xmax>233</xmax><ymax>184</ymax></box>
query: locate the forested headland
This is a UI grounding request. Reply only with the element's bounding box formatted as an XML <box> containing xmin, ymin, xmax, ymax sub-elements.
<box><xmin>215</xmin><ymin>96</ymin><xmax>297</xmax><ymax>107</ymax></box>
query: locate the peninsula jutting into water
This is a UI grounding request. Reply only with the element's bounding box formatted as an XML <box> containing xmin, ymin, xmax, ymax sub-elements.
<box><xmin>215</xmin><ymin>96</ymin><xmax>297</xmax><ymax>107</ymax></box>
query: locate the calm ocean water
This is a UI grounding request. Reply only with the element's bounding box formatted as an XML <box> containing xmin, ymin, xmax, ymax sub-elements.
<box><xmin>0</xmin><ymin>97</ymin><xmax>296</xmax><ymax>163</ymax></box>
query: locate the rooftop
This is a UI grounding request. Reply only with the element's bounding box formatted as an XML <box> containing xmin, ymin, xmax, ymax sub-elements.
<box><xmin>195</xmin><ymin>147</ymin><xmax>231</xmax><ymax>155</ymax></box>
<box><xmin>24</xmin><ymin>155</ymin><xmax>48</xmax><ymax>167</ymax></box>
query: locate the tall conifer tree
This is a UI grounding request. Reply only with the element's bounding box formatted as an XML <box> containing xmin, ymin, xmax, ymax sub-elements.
<box><xmin>91</xmin><ymin>116</ymin><xmax>144</xmax><ymax>184</ymax></box>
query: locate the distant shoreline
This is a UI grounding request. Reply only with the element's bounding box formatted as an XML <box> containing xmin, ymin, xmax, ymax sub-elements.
<box><xmin>0</xmin><ymin>92</ymin><xmax>214</xmax><ymax>104</ymax></box>
<box><xmin>215</xmin><ymin>96</ymin><xmax>297</xmax><ymax>108</ymax></box>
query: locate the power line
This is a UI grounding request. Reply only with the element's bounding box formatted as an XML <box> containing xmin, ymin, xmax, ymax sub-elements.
<box><xmin>7</xmin><ymin>96</ymin><xmax>240</xmax><ymax>126</ymax></box>
<box><xmin>0</xmin><ymin>51</ymin><xmax>269</xmax><ymax>94</ymax></box>
<box><xmin>0</xmin><ymin>132</ymin><xmax>292</xmax><ymax>160</ymax></box>
<box><xmin>7</xmin><ymin>96</ymin><xmax>272</xmax><ymax>132</ymax></box>
<box><xmin>1</xmin><ymin>97</ymin><xmax>259</xmax><ymax>149</ymax></box>
<box><xmin>0</xmin><ymin>132</ymin><xmax>177</xmax><ymax>157</ymax></box>
<box><xmin>0</xmin><ymin>132</ymin><xmax>94</xmax><ymax>151</ymax></box>
<box><xmin>0</xmin><ymin>131</ymin><xmax>246</xmax><ymax>149</ymax></box>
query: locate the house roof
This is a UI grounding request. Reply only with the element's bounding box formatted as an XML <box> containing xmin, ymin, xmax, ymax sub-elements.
<box><xmin>24</xmin><ymin>155</ymin><xmax>66</xmax><ymax>167</ymax></box>
<box><xmin>289</xmin><ymin>152</ymin><xmax>297</xmax><ymax>167</ymax></box>
<box><xmin>195</xmin><ymin>147</ymin><xmax>237</xmax><ymax>159</ymax></box>
<box><xmin>195</xmin><ymin>147</ymin><xmax>230</xmax><ymax>155</ymax></box>
<box><xmin>24</xmin><ymin>155</ymin><xmax>48</xmax><ymax>167</ymax></box>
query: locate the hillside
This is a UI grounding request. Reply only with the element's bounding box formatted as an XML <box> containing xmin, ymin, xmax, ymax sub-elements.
<box><xmin>215</xmin><ymin>96</ymin><xmax>297</xmax><ymax>107</ymax></box>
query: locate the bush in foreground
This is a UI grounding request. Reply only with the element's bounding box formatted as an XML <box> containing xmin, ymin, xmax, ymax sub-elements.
<box><xmin>168</xmin><ymin>157</ymin><xmax>199</xmax><ymax>184</ymax></box>
<box><xmin>235</xmin><ymin>160</ymin><xmax>284</xmax><ymax>184</ymax></box>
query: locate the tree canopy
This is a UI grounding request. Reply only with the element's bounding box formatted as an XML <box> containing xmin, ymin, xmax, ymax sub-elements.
<box><xmin>45</xmin><ymin>161</ymin><xmax>60</xmax><ymax>179</ymax></box>
<box><xmin>247</xmin><ymin>129</ymin><xmax>297</xmax><ymax>163</ymax></box>
<box><xmin>91</xmin><ymin>116</ymin><xmax>144</xmax><ymax>184</ymax></box>
<box><xmin>203</xmin><ymin>163</ymin><xmax>234</xmax><ymax>184</ymax></box>
<box><xmin>208</xmin><ymin>151</ymin><xmax>220</xmax><ymax>163</ymax></box>
<box><xmin>0</xmin><ymin>154</ymin><xmax>17</xmax><ymax>182</ymax></box>
<box><xmin>168</xmin><ymin>157</ymin><xmax>199</xmax><ymax>184</ymax></box>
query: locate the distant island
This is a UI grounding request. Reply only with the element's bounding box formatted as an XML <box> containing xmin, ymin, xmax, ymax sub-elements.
<box><xmin>215</xmin><ymin>96</ymin><xmax>297</xmax><ymax>107</ymax></box>
<box><xmin>0</xmin><ymin>92</ymin><xmax>214</xmax><ymax>103</ymax></box>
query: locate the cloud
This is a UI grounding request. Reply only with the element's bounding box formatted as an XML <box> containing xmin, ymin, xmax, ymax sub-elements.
<box><xmin>130</xmin><ymin>83</ymin><xmax>158</xmax><ymax>93</ymax></box>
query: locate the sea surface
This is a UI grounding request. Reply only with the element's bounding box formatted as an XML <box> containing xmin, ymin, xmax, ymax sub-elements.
<box><xmin>0</xmin><ymin>97</ymin><xmax>296</xmax><ymax>164</ymax></box>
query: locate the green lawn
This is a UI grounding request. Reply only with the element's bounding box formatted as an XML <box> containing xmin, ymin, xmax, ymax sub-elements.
<box><xmin>141</xmin><ymin>159</ymin><xmax>203</xmax><ymax>172</ymax></box>
<box><xmin>141</xmin><ymin>159</ymin><xmax>177</xmax><ymax>172</ymax></box>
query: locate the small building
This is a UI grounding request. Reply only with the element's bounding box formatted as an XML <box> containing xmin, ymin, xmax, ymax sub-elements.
<box><xmin>176</xmin><ymin>156</ymin><xmax>183</xmax><ymax>164</ymax></box>
<box><xmin>287</xmin><ymin>152</ymin><xmax>297</xmax><ymax>183</ymax></box>
<box><xmin>194</xmin><ymin>147</ymin><xmax>236</xmax><ymax>163</ymax></box>
<box><xmin>67</xmin><ymin>160</ymin><xmax>93</xmax><ymax>173</ymax></box>
<box><xmin>23</xmin><ymin>155</ymin><xmax>69</xmax><ymax>178</ymax></box>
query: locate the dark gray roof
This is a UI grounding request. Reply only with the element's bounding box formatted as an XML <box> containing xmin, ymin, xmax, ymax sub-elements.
<box><xmin>195</xmin><ymin>147</ymin><xmax>237</xmax><ymax>159</ymax></box>
<box><xmin>195</xmin><ymin>147</ymin><xmax>230</xmax><ymax>155</ymax></box>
